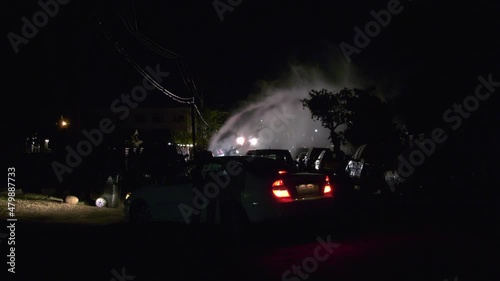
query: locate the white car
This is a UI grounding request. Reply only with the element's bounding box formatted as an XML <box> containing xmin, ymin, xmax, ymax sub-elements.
<box><xmin>123</xmin><ymin>156</ymin><xmax>335</xmax><ymax>226</ymax></box>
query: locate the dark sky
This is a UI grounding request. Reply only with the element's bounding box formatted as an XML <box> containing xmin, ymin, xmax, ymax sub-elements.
<box><xmin>3</xmin><ymin>0</ymin><xmax>500</xmax><ymax>140</ymax></box>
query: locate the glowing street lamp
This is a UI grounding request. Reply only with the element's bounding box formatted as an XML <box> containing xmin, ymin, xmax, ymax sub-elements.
<box><xmin>58</xmin><ymin>115</ymin><xmax>69</xmax><ymax>128</ymax></box>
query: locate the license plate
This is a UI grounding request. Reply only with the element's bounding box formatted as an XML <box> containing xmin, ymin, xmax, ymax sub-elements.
<box><xmin>296</xmin><ymin>184</ymin><xmax>318</xmax><ymax>195</ymax></box>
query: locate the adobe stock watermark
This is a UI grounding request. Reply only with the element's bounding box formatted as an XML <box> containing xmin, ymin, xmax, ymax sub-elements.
<box><xmin>178</xmin><ymin>159</ymin><xmax>244</xmax><ymax>224</ymax></box>
<box><xmin>282</xmin><ymin>234</ymin><xmax>341</xmax><ymax>281</ymax></box>
<box><xmin>110</xmin><ymin>267</ymin><xmax>135</xmax><ymax>281</ymax></box>
<box><xmin>340</xmin><ymin>0</ymin><xmax>409</xmax><ymax>64</ymax></box>
<box><xmin>7</xmin><ymin>0</ymin><xmax>71</xmax><ymax>54</ymax></box>
<box><xmin>51</xmin><ymin>64</ymin><xmax>169</xmax><ymax>182</ymax></box>
<box><xmin>213</xmin><ymin>0</ymin><xmax>243</xmax><ymax>22</ymax></box>
<box><xmin>178</xmin><ymin>106</ymin><xmax>296</xmax><ymax>223</ymax></box>
<box><xmin>388</xmin><ymin>73</ymin><xmax>498</xmax><ymax>192</ymax></box>
<box><xmin>257</xmin><ymin>107</ymin><xmax>296</xmax><ymax>146</ymax></box>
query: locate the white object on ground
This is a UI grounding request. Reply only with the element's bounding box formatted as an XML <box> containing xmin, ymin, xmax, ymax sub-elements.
<box><xmin>96</xmin><ymin>197</ymin><xmax>107</xmax><ymax>208</ymax></box>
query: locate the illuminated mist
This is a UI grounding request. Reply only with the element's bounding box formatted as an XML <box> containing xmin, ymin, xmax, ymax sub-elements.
<box><xmin>208</xmin><ymin>63</ymin><xmax>361</xmax><ymax>157</ymax></box>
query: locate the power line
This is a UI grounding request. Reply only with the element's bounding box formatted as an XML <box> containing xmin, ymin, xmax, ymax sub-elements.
<box><xmin>93</xmin><ymin>16</ymin><xmax>211</xmax><ymax>128</ymax></box>
<box><xmin>177</xmin><ymin>59</ymin><xmax>201</xmax><ymax>102</ymax></box>
<box><xmin>119</xmin><ymin>13</ymin><xmax>201</xmax><ymax>104</ymax></box>
<box><xmin>123</xmin><ymin>52</ymin><xmax>194</xmax><ymax>103</ymax></box>
<box><xmin>93</xmin><ymin>19</ymin><xmax>192</xmax><ymax>104</ymax></box>
<box><xmin>176</xmin><ymin>60</ymin><xmax>195</xmax><ymax>101</ymax></box>
<box><xmin>119</xmin><ymin>45</ymin><xmax>193</xmax><ymax>102</ymax></box>
<box><xmin>193</xmin><ymin>103</ymin><xmax>210</xmax><ymax>127</ymax></box>
<box><xmin>120</xmin><ymin>14</ymin><xmax>200</xmax><ymax>102</ymax></box>
<box><xmin>120</xmin><ymin>15</ymin><xmax>179</xmax><ymax>58</ymax></box>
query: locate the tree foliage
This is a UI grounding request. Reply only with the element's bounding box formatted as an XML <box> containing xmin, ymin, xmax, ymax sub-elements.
<box><xmin>343</xmin><ymin>89</ymin><xmax>399</xmax><ymax>147</ymax></box>
<box><xmin>196</xmin><ymin>107</ymin><xmax>229</xmax><ymax>149</ymax></box>
<box><xmin>173</xmin><ymin>107</ymin><xmax>229</xmax><ymax>150</ymax></box>
<box><xmin>302</xmin><ymin>87</ymin><xmax>400</xmax><ymax>153</ymax></box>
<box><xmin>301</xmin><ymin>88</ymin><xmax>355</xmax><ymax>155</ymax></box>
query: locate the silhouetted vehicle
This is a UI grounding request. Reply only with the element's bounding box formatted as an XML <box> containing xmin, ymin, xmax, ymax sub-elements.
<box><xmin>122</xmin><ymin>145</ymin><xmax>187</xmax><ymax>195</ymax></box>
<box><xmin>245</xmin><ymin>149</ymin><xmax>296</xmax><ymax>167</ymax></box>
<box><xmin>345</xmin><ymin>143</ymin><xmax>401</xmax><ymax>196</ymax></box>
<box><xmin>124</xmin><ymin>156</ymin><xmax>334</xmax><ymax>226</ymax></box>
<box><xmin>314</xmin><ymin>150</ymin><xmax>345</xmax><ymax>177</ymax></box>
<box><xmin>295</xmin><ymin>152</ymin><xmax>307</xmax><ymax>171</ymax></box>
<box><xmin>303</xmin><ymin>147</ymin><xmax>329</xmax><ymax>172</ymax></box>
<box><xmin>343</xmin><ymin>141</ymin><xmax>492</xmax><ymax>203</ymax></box>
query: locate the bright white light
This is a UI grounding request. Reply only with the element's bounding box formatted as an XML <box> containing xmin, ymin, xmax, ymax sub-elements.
<box><xmin>249</xmin><ymin>137</ymin><xmax>258</xmax><ymax>146</ymax></box>
<box><xmin>44</xmin><ymin>139</ymin><xmax>49</xmax><ymax>143</ymax></box>
<box><xmin>236</xmin><ymin>137</ymin><xmax>245</xmax><ymax>145</ymax></box>
<box><xmin>314</xmin><ymin>129</ymin><xmax>318</xmax><ymax>132</ymax></box>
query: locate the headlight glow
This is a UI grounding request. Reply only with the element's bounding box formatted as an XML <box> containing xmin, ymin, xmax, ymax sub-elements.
<box><xmin>249</xmin><ymin>137</ymin><xmax>258</xmax><ymax>146</ymax></box>
<box><xmin>236</xmin><ymin>137</ymin><xmax>245</xmax><ymax>145</ymax></box>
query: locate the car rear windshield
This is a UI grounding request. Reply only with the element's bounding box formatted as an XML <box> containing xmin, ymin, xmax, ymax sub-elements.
<box><xmin>308</xmin><ymin>148</ymin><xmax>328</xmax><ymax>161</ymax></box>
<box><xmin>218</xmin><ymin>156</ymin><xmax>298</xmax><ymax>177</ymax></box>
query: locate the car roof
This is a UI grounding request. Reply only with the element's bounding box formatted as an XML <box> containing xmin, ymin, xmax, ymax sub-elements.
<box><xmin>211</xmin><ymin>155</ymin><xmax>299</xmax><ymax>173</ymax></box>
<box><xmin>309</xmin><ymin>147</ymin><xmax>329</xmax><ymax>151</ymax></box>
<box><xmin>246</xmin><ymin>149</ymin><xmax>290</xmax><ymax>153</ymax></box>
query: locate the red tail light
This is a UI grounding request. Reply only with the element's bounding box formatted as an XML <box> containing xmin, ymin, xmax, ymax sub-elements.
<box><xmin>278</xmin><ymin>170</ymin><xmax>287</xmax><ymax>174</ymax></box>
<box><xmin>272</xmin><ymin>179</ymin><xmax>291</xmax><ymax>198</ymax></box>
<box><xmin>272</xmin><ymin>179</ymin><xmax>284</xmax><ymax>187</ymax></box>
<box><xmin>324</xmin><ymin>175</ymin><xmax>332</xmax><ymax>194</ymax></box>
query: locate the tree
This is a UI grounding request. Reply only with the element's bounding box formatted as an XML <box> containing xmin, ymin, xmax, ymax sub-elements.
<box><xmin>195</xmin><ymin>107</ymin><xmax>229</xmax><ymax>149</ymax></box>
<box><xmin>387</xmin><ymin>88</ymin><xmax>437</xmax><ymax>135</ymax></box>
<box><xmin>302</xmin><ymin>87</ymin><xmax>400</xmax><ymax>155</ymax></box>
<box><xmin>173</xmin><ymin>130</ymin><xmax>192</xmax><ymax>145</ymax></box>
<box><xmin>343</xmin><ymin>88</ymin><xmax>400</xmax><ymax>147</ymax></box>
<box><xmin>301</xmin><ymin>88</ymin><xmax>354</xmax><ymax>157</ymax></box>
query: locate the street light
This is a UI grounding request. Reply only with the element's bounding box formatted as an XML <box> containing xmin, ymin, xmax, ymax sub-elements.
<box><xmin>58</xmin><ymin>115</ymin><xmax>69</xmax><ymax>129</ymax></box>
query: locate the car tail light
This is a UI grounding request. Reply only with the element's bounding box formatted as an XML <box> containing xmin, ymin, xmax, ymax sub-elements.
<box><xmin>272</xmin><ymin>179</ymin><xmax>291</xmax><ymax>198</ymax></box>
<box><xmin>324</xmin><ymin>176</ymin><xmax>333</xmax><ymax>195</ymax></box>
<box><xmin>278</xmin><ymin>170</ymin><xmax>287</xmax><ymax>174</ymax></box>
<box><xmin>324</xmin><ymin>185</ymin><xmax>332</xmax><ymax>193</ymax></box>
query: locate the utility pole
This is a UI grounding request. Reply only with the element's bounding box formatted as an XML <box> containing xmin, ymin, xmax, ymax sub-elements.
<box><xmin>191</xmin><ymin>103</ymin><xmax>196</xmax><ymax>150</ymax></box>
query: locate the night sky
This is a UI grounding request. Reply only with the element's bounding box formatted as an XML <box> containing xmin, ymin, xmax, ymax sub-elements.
<box><xmin>3</xmin><ymin>0</ymin><xmax>500</xmax><ymax>152</ymax></box>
